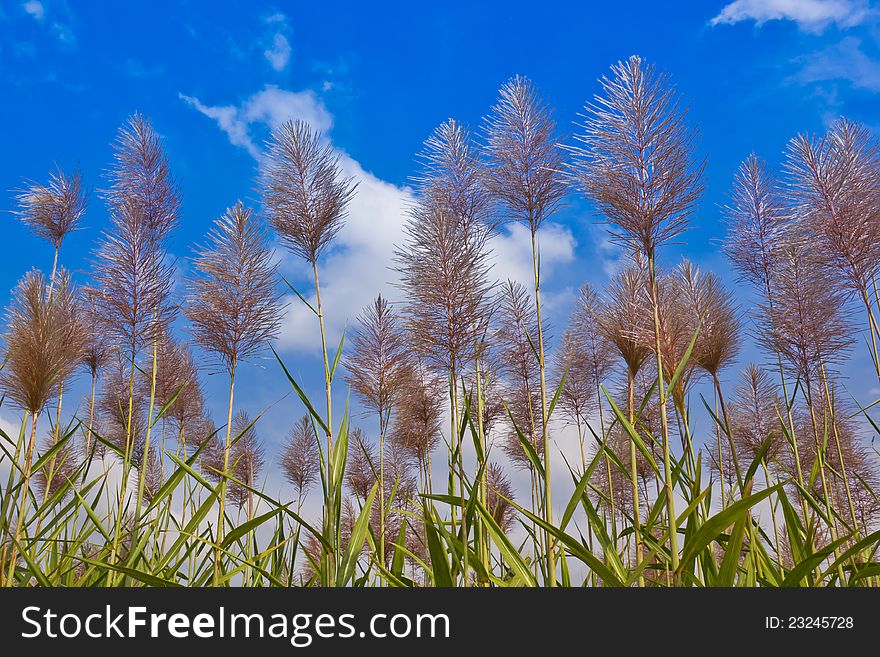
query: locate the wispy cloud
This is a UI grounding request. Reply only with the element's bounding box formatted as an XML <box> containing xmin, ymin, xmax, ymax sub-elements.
<box><xmin>797</xmin><ymin>36</ymin><xmax>880</xmax><ymax>92</ymax></box>
<box><xmin>179</xmin><ymin>86</ymin><xmax>332</xmax><ymax>159</ymax></box>
<box><xmin>710</xmin><ymin>0</ymin><xmax>871</xmax><ymax>32</ymax></box>
<box><xmin>264</xmin><ymin>33</ymin><xmax>291</xmax><ymax>71</ymax></box>
<box><xmin>21</xmin><ymin>0</ymin><xmax>75</xmax><ymax>45</ymax></box>
<box><xmin>262</xmin><ymin>12</ymin><xmax>291</xmax><ymax>71</ymax></box>
<box><xmin>22</xmin><ymin>0</ymin><xmax>44</xmax><ymax>21</ymax></box>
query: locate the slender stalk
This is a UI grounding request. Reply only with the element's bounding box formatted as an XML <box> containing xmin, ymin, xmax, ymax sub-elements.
<box><xmin>803</xmin><ymin>378</ymin><xmax>845</xmax><ymax>581</ymax></box>
<box><xmin>627</xmin><ymin>370</ymin><xmax>644</xmax><ymax>587</ymax></box>
<box><xmin>214</xmin><ymin>369</ymin><xmax>236</xmax><ymax>586</ymax></box>
<box><xmin>819</xmin><ymin>364</ymin><xmax>860</xmax><ymax>536</ymax></box>
<box><xmin>648</xmin><ymin>253</ymin><xmax>679</xmax><ymax>581</ymax></box>
<box><xmin>312</xmin><ymin>261</ymin><xmax>333</xmax><ymax>454</ymax></box>
<box><xmin>108</xmin><ymin>347</ymin><xmax>138</xmax><ymax>585</ymax></box>
<box><xmin>378</xmin><ymin>408</ymin><xmax>386</xmax><ymax>575</ymax></box>
<box><xmin>47</xmin><ymin>245</ymin><xmax>59</xmax><ymax>300</ymax></box>
<box><xmin>712</xmin><ymin>373</ymin><xmax>743</xmax><ymax>493</ymax></box>
<box><xmin>530</xmin><ymin>227</ymin><xmax>555</xmax><ymax>586</ymax></box>
<box><xmin>134</xmin><ymin>328</ymin><xmax>160</xmax><ymax>540</ymax></box>
<box><xmin>715</xmin><ymin>385</ymin><xmax>726</xmax><ymax>509</ymax></box>
<box><xmin>474</xmin><ymin>355</ymin><xmax>490</xmax><ymax>583</ymax></box>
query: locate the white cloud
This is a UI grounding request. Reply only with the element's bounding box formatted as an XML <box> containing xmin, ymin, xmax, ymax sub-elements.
<box><xmin>797</xmin><ymin>36</ymin><xmax>880</xmax><ymax>92</ymax></box>
<box><xmin>710</xmin><ymin>0</ymin><xmax>870</xmax><ymax>32</ymax></box>
<box><xmin>22</xmin><ymin>0</ymin><xmax>44</xmax><ymax>21</ymax></box>
<box><xmin>264</xmin><ymin>33</ymin><xmax>291</xmax><ymax>71</ymax></box>
<box><xmin>179</xmin><ymin>86</ymin><xmax>332</xmax><ymax>159</ymax></box>
<box><xmin>261</xmin><ymin>12</ymin><xmax>292</xmax><ymax>72</ymax></box>
<box><xmin>21</xmin><ymin>0</ymin><xmax>75</xmax><ymax>45</ymax></box>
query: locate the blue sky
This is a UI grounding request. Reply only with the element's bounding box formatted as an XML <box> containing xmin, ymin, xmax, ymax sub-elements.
<box><xmin>2</xmin><ymin>0</ymin><xmax>880</xmax><ymax>497</ymax></box>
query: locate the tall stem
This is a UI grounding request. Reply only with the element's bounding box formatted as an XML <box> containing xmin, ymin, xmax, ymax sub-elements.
<box><xmin>134</xmin><ymin>328</ymin><xmax>159</xmax><ymax>540</ymax></box>
<box><xmin>530</xmin><ymin>228</ymin><xmax>555</xmax><ymax>586</ymax></box>
<box><xmin>819</xmin><ymin>364</ymin><xmax>859</xmax><ymax>537</ymax></box>
<box><xmin>627</xmin><ymin>370</ymin><xmax>644</xmax><ymax>587</ymax></box>
<box><xmin>713</xmin><ymin>373</ymin><xmax>743</xmax><ymax>493</ymax></box>
<box><xmin>803</xmin><ymin>377</ymin><xmax>844</xmax><ymax>575</ymax></box>
<box><xmin>452</xmin><ymin>372</ymin><xmax>468</xmax><ymax>586</ymax></box>
<box><xmin>47</xmin><ymin>246</ymin><xmax>59</xmax><ymax>300</ymax></box>
<box><xmin>378</xmin><ymin>408</ymin><xmax>386</xmax><ymax>575</ymax></box>
<box><xmin>214</xmin><ymin>367</ymin><xmax>236</xmax><ymax>586</ymax></box>
<box><xmin>763</xmin><ymin>281</ymin><xmax>810</xmax><ymax>524</ymax></box>
<box><xmin>312</xmin><ymin>260</ymin><xmax>333</xmax><ymax>457</ymax></box>
<box><xmin>313</xmin><ymin>260</ymin><xmax>337</xmax><ymax>587</ymax></box>
<box><xmin>647</xmin><ymin>253</ymin><xmax>679</xmax><ymax>581</ymax></box>
<box><xmin>474</xmin><ymin>355</ymin><xmax>490</xmax><ymax>583</ymax></box>
<box><xmin>108</xmin><ymin>346</ymin><xmax>138</xmax><ymax>585</ymax></box>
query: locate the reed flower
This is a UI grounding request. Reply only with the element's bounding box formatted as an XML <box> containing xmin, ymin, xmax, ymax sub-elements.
<box><xmin>346</xmin><ymin>295</ymin><xmax>409</xmax><ymax>421</ymax></box>
<box><xmin>396</xmin><ymin>200</ymin><xmax>492</xmax><ymax>375</ymax></box>
<box><xmin>786</xmin><ymin>118</ymin><xmax>880</xmax><ymax>382</ymax></box>
<box><xmin>13</xmin><ymin>166</ymin><xmax>88</xmax><ymax>278</ymax></box>
<box><xmin>262</xmin><ymin>120</ymin><xmax>356</xmax><ymax>265</ymax></box>
<box><xmin>1</xmin><ymin>269</ymin><xmax>85</xmax><ymax>415</ymax></box>
<box><xmin>571</xmin><ymin>59</ymin><xmax>705</xmax><ymax>573</ymax></box>
<box><xmin>570</xmin><ymin>55</ymin><xmax>705</xmax><ymax>255</ymax></box>
<box><xmin>676</xmin><ymin>261</ymin><xmax>741</xmax><ymax>378</ymax></box>
<box><xmin>92</xmin><ymin>200</ymin><xmax>176</xmax><ymax>358</ymax></box>
<box><xmin>34</xmin><ymin>429</ymin><xmax>78</xmax><ymax>501</ymax></box>
<box><xmin>644</xmin><ymin>267</ymin><xmax>701</xmax><ymax>409</ymax></box>
<box><xmin>346</xmin><ymin>293</ymin><xmax>410</xmax><ymax>564</ymax></box>
<box><xmin>98</xmin><ymin>355</ymin><xmax>148</xmax><ymax>462</ymax></box>
<box><xmin>596</xmin><ymin>261</ymin><xmax>653</xmax><ymax>379</ymax></box>
<box><xmin>346</xmin><ymin>428</ymin><xmax>377</xmax><ymax>500</ymax></box>
<box><xmin>483</xmin><ymin>75</ymin><xmax>567</xmax><ymax>233</ymax></box>
<box><xmin>416</xmin><ymin>118</ymin><xmax>494</xmax><ymax>233</ymax></box>
<box><xmin>760</xmin><ymin>240</ymin><xmax>853</xmax><ymax>383</ymax></box>
<box><xmin>786</xmin><ymin>118</ymin><xmax>880</xmax><ymax>300</ymax></box>
<box><xmin>495</xmin><ymin>280</ymin><xmax>540</xmax><ymax>396</ymax></box>
<box><xmin>729</xmin><ymin>364</ymin><xmax>784</xmax><ymax>465</ymax></box>
<box><xmin>105</xmin><ymin>113</ymin><xmax>181</xmax><ymax>244</ymax></box>
<box><xmin>554</xmin><ymin>329</ymin><xmax>599</xmax><ymax>426</ymax></box>
<box><xmin>187</xmin><ymin>202</ymin><xmax>281</xmax><ymax>375</ymax></box>
<box><xmin>486</xmin><ymin>463</ymin><xmax>515</xmax><ymax>532</ymax></box>
<box><xmin>0</xmin><ymin>268</ymin><xmax>84</xmax><ymax>575</ymax></box>
<box><xmin>80</xmin><ymin>288</ymin><xmax>110</xmax><ymax>380</ymax></box>
<box><xmin>227</xmin><ymin>411</ymin><xmax>265</xmax><ymax>517</ymax></box>
<box><xmin>281</xmin><ymin>415</ymin><xmax>320</xmax><ymax>507</ymax></box>
<box><xmin>262</xmin><ymin>120</ymin><xmax>356</xmax><ymax>552</ymax></box>
<box><xmin>151</xmin><ymin>333</ymin><xmax>205</xmax><ymax>440</ymax></box>
<box><xmin>721</xmin><ymin>154</ymin><xmax>789</xmax><ymax>294</ymax></box>
<box><xmin>389</xmin><ymin>362</ymin><xmax>444</xmax><ymax>490</ymax></box>
<box><xmin>557</xmin><ymin>283</ymin><xmax>615</xmax><ymax>471</ymax></box>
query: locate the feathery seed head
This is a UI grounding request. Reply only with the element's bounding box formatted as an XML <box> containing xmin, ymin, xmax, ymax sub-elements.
<box><xmin>186</xmin><ymin>201</ymin><xmax>282</xmax><ymax>374</ymax></box>
<box><xmin>14</xmin><ymin>165</ymin><xmax>88</xmax><ymax>249</ymax></box>
<box><xmin>261</xmin><ymin>119</ymin><xmax>357</xmax><ymax>265</ymax></box>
